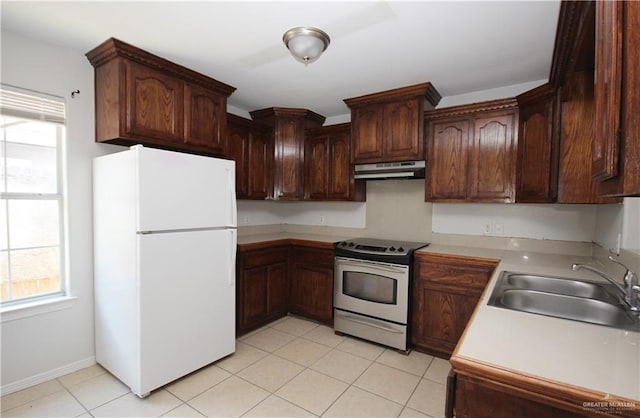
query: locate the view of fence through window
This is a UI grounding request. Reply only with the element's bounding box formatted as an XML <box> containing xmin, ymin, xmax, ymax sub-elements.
<box><xmin>1</xmin><ymin>114</ymin><xmax>64</xmax><ymax>302</ymax></box>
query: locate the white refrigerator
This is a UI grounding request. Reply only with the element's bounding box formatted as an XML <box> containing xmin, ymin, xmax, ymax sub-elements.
<box><xmin>93</xmin><ymin>145</ymin><xmax>237</xmax><ymax>397</ymax></box>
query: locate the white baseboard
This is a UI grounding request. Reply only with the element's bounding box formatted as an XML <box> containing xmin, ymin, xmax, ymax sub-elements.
<box><xmin>1</xmin><ymin>356</ymin><xmax>96</xmax><ymax>396</ymax></box>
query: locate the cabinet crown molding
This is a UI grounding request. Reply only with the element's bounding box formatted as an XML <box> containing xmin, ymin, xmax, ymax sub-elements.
<box><xmin>86</xmin><ymin>37</ymin><xmax>236</xmax><ymax>96</ymax></box>
<box><xmin>516</xmin><ymin>83</ymin><xmax>556</xmax><ymax>106</ymax></box>
<box><xmin>343</xmin><ymin>82</ymin><xmax>441</xmax><ymax>109</ymax></box>
<box><xmin>249</xmin><ymin>107</ymin><xmax>326</xmax><ymax>126</ymax></box>
<box><xmin>425</xmin><ymin>98</ymin><xmax>518</xmax><ymax>120</ymax></box>
<box><xmin>306</xmin><ymin>122</ymin><xmax>351</xmax><ymax>135</ymax></box>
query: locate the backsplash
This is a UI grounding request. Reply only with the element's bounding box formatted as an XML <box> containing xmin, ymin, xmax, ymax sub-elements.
<box><xmin>238</xmin><ymin>180</ymin><xmax>631</xmax><ymax>246</ymax></box>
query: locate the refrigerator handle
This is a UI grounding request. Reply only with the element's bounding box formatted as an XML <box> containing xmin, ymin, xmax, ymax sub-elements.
<box><xmin>229</xmin><ymin>229</ymin><xmax>237</xmax><ymax>286</ymax></box>
<box><xmin>227</xmin><ymin>167</ymin><xmax>237</xmax><ymax>227</ymax></box>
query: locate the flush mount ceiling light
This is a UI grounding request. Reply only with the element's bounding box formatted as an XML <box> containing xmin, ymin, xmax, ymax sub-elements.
<box><xmin>282</xmin><ymin>27</ymin><xmax>330</xmax><ymax>65</ymax></box>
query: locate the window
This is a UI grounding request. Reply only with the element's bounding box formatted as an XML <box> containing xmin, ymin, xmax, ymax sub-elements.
<box><xmin>1</xmin><ymin>85</ymin><xmax>66</xmax><ymax>306</ymax></box>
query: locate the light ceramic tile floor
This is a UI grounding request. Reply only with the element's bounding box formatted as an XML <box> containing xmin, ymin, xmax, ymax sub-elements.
<box><xmin>1</xmin><ymin>316</ymin><xmax>450</xmax><ymax>418</ymax></box>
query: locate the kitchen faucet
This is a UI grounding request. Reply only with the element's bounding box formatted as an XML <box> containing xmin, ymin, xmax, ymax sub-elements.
<box><xmin>572</xmin><ymin>256</ymin><xmax>640</xmax><ymax>312</ymax></box>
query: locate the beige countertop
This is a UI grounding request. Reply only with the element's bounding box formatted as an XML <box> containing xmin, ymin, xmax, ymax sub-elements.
<box><xmin>237</xmin><ymin>232</ymin><xmax>353</xmax><ymax>247</ymax></box>
<box><xmin>451</xmin><ymin>248</ymin><xmax>640</xmax><ymax>402</ymax></box>
<box><xmin>236</xmin><ymin>232</ymin><xmax>639</xmax><ymax>401</ymax></box>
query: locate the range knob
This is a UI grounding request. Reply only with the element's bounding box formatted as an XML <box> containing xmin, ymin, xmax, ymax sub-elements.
<box><xmin>389</xmin><ymin>246</ymin><xmax>396</xmax><ymax>252</ymax></box>
<box><xmin>398</xmin><ymin>247</ymin><xmax>405</xmax><ymax>252</ymax></box>
<box><xmin>348</xmin><ymin>242</ymin><xmax>355</xmax><ymax>247</ymax></box>
<box><xmin>340</xmin><ymin>241</ymin><xmax>347</xmax><ymax>247</ymax></box>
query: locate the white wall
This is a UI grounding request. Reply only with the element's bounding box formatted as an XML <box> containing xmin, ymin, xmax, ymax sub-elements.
<box><xmin>237</xmin><ymin>200</ymin><xmax>366</xmax><ymax>228</ymax></box>
<box><xmin>622</xmin><ymin>198</ymin><xmax>640</xmax><ymax>250</ymax></box>
<box><xmin>0</xmin><ymin>30</ymin><xmax>122</xmax><ymax>392</ymax></box>
<box><xmin>432</xmin><ymin>203</ymin><xmax>599</xmax><ymax>241</ymax></box>
<box><xmin>437</xmin><ymin>79</ymin><xmax>547</xmax><ymax>108</ymax></box>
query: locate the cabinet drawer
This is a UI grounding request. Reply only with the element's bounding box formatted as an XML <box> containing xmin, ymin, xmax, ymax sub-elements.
<box><xmin>414</xmin><ymin>255</ymin><xmax>497</xmax><ymax>290</ymax></box>
<box><xmin>290</xmin><ymin>246</ymin><xmax>334</xmax><ymax>266</ymax></box>
<box><xmin>240</xmin><ymin>247</ymin><xmax>288</xmax><ymax>268</ymax></box>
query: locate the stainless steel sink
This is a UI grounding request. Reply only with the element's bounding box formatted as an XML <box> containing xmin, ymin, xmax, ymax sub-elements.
<box><xmin>504</xmin><ymin>273</ymin><xmax>614</xmax><ymax>301</ymax></box>
<box><xmin>488</xmin><ymin>271</ymin><xmax>640</xmax><ymax>331</ymax></box>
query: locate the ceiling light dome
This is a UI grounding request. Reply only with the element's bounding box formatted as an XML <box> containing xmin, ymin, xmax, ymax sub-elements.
<box><xmin>283</xmin><ymin>27</ymin><xmax>330</xmax><ymax>65</ymax></box>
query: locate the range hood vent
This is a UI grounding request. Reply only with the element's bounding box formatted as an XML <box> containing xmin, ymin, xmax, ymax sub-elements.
<box><xmin>354</xmin><ymin>160</ymin><xmax>426</xmax><ymax>180</ymax></box>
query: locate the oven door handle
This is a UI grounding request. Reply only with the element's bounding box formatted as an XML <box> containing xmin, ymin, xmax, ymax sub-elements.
<box><xmin>335</xmin><ymin>258</ymin><xmax>408</xmax><ymax>274</ymax></box>
<box><xmin>340</xmin><ymin>313</ymin><xmax>405</xmax><ymax>334</ymax></box>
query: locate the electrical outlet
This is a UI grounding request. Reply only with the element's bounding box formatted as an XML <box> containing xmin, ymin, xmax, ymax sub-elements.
<box><xmin>494</xmin><ymin>222</ymin><xmax>504</xmax><ymax>235</ymax></box>
<box><xmin>483</xmin><ymin>222</ymin><xmax>492</xmax><ymax>235</ymax></box>
<box><xmin>319</xmin><ymin>215</ymin><xmax>325</xmax><ymax>224</ymax></box>
<box><xmin>243</xmin><ymin>216</ymin><xmax>249</xmax><ymax>225</ymax></box>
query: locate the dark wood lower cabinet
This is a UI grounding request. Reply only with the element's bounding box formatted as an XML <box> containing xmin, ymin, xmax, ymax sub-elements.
<box><xmin>236</xmin><ymin>245</ymin><xmax>288</xmax><ymax>335</ymax></box>
<box><xmin>237</xmin><ymin>241</ymin><xmax>334</xmax><ymax>336</ymax></box>
<box><xmin>289</xmin><ymin>246</ymin><xmax>334</xmax><ymax>325</ymax></box>
<box><xmin>451</xmin><ymin>373</ymin><xmax>592</xmax><ymax>418</ymax></box>
<box><xmin>411</xmin><ymin>253</ymin><xmax>498</xmax><ymax>358</ymax></box>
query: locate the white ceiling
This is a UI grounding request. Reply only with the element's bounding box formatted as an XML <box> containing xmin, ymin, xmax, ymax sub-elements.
<box><xmin>1</xmin><ymin>1</ymin><xmax>561</xmax><ymax>118</ymax></box>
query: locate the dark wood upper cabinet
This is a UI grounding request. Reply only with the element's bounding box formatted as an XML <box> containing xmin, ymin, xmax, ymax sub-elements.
<box><xmin>125</xmin><ymin>62</ymin><xmax>184</xmax><ymax>142</ymax></box>
<box><xmin>227</xmin><ymin>114</ymin><xmax>273</xmax><ymax>200</ymax></box>
<box><xmin>550</xmin><ymin>0</ymin><xmax>637</xmax><ymax>198</ymax></box>
<box><xmin>425</xmin><ymin>99</ymin><xmax>518</xmax><ymax>203</ymax></box>
<box><xmin>304</xmin><ymin>123</ymin><xmax>365</xmax><ymax>201</ymax></box>
<box><xmin>469</xmin><ymin>111</ymin><xmax>516</xmax><ymax>202</ymax></box>
<box><xmin>250</xmin><ymin>107</ymin><xmax>325</xmax><ymax>200</ymax></box>
<box><xmin>344</xmin><ymin>83</ymin><xmax>441</xmax><ymax>164</ymax></box>
<box><xmin>184</xmin><ymin>83</ymin><xmax>227</xmax><ymax>154</ymax></box>
<box><xmin>86</xmin><ymin>38</ymin><xmax>236</xmax><ymax>157</ymax></box>
<box><xmin>592</xmin><ymin>0</ymin><xmax>623</xmax><ymax>182</ymax></box>
<box><xmin>595</xmin><ymin>1</ymin><xmax>640</xmax><ymax>197</ymax></box>
<box><xmin>426</xmin><ymin>118</ymin><xmax>471</xmax><ymax>201</ymax></box>
<box><xmin>515</xmin><ymin>84</ymin><xmax>560</xmax><ymax>203</ymax></box>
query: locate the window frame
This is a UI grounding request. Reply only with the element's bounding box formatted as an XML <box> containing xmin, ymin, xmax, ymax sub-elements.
<box><xmin>0</xmin><ymin>85</ymin><xmax>69</xmax><ymax>310</ymax></box>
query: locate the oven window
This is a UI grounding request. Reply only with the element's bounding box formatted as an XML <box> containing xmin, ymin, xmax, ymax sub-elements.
<box><xmin>342</xmin><ymin>271</ymin><xmax>397</xmax><ymax>304</ymax></box>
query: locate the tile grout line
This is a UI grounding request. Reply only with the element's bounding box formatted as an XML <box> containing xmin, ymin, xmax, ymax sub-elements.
<box><xmin>56</xmin><ymin>379</ymin><xmax>92</xmax><ymax>417</ymax></box>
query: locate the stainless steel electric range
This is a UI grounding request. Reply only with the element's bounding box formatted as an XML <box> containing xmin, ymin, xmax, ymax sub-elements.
<box><xmin>333</xmin><ymin>238</ymin><xmax>429</xmax><ymax>352</ymax></box>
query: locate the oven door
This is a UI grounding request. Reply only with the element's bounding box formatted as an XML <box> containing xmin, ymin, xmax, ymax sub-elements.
<box><xmin>334</xmin><ymin>256</ymin><xmax>409</xmax><ymax>324</ymax></box>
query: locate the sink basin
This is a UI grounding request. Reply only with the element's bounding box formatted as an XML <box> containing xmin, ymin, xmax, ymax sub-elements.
<box><xmin>500</xmin><ymin>289</ymin><xmax>638</xmax><ymax>329</ymax></box>
<box><xmin>488</xmin><ymin>271</ymin><xmax>640</xmax><ymax>331</ymax></box>
<box><xmin>504</xmin><ymin>273</ymin><xmax>614</xmax><ymax>301</ymax></box>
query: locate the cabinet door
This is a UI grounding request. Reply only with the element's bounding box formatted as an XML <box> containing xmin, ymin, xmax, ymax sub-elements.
<box><xmin>228</xmin><ymin>121</ymin><xmax>249</xmax><ymax>198</ymax></box>
<box><xmin>454</xmin><ymin>374</ymin><xmax>588</xmax><ymax>418</ymax></box>
<box><xmin>289</xmin><ymin>263</ymin><xmax>333</xmax><ymax>324</ymax></box>
<box><xmin>289</xmin><ymin>247</ymin><xmax>334</xmax><ymax>324</ymax></box>
<box><xmin>352</xmin><ymin>105</ymin><xmax>384</xmax><ymax>163</ymax></box>
<box><xmin>328</xmin><ymin>133</ymin><xmax>351</xmax><ymax>200</ymax></box>
<box><xmin>247</xmin><ymin>129</ymin><xmax>273</xmax><ymax>199</ymax></box>
<box><xmin>412</xmin><ymin>254</ymin><xmax>496</xmax><ymax>358</ymax></box>
<box><xmin>237</xmin><ymin>246</ymin><xmax>288</xmax><ymax>335</ymax></box>
<box><xmin>412</xmin><ymin>283</ymin><xmax>480</xmax><ymax>357</ymax></box>
<box><xmin>469</xmin><ymin>112</ymin><xmax>515</xmax><ymax>202</ymax></box>
<box><xmin>383</xmin><ymin>99</ymin><xmax>422</xmax><ymax>161</ymax></box>
<box><xmin>266</xmin><ymin>262</ymin><xmax>288</xmax><ymax>318</ymax></box>
<box><xmin>592</xmin><ymin>0</ymin><xmax>623</xmax><ymax>181</ymax></box>
<box><xmin>240</xmin><ymin>266</ymin><xmax>269</xmax><ymax>331</ymax></box>
<box><xmin>516</xmin><ymin>91</ymin><xmax>558</xmax><ymax>203</ymax></box>
<box><xmin>426</xmin><ymin>118</ymin><xmax>470</xmax><ymax>201</ymax></box>
<box><xmin>184</xmin><ymin>83</ymin><xmax>226</xmax><ymax>155</ymax></box>
<box><xmin>274</xmin><ymin>117</ymin><xmax>304</xmax><ymax>199</ymax></box>
<box><xmin>126</xmin><ymin>62</ymin><xmax>184</xmax><ymax>142</ymax></box>
<box><xmin>305</xmin><ymin>136</ymin><xmax>330</xmax><ymax>199</ymax></box>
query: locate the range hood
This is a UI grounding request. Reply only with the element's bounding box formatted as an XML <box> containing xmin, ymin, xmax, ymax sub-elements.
<box><xmin>354</xmin><ymin>160</ymin><xmax>426</xmax><ymax>180</ymax></box>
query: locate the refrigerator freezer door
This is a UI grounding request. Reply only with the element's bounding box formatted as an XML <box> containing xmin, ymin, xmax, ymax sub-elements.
<box><xmin>136</xmin><ymin>228</ymin><xmax>236</xmax><ymax>396</ymax></box>
<box><xmin>135</xmin><ymin>146</ymin><xmax>237</xmax><ymax>232</ymax></box>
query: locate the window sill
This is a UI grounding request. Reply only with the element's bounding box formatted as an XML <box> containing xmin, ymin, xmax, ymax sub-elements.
<box><xmin>0</xmin><ymin>296</ymin><xmax>78</xmax><ymax>323</ymax></box>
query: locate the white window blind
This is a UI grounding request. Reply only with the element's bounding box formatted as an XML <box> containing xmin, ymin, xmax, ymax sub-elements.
<box><xmin>1</xmin><ymin>84</ymin><xmax>67</xmax><ymax>306</ymax></box>
<box><xmin>0</xmin><ymin>85</ymin><xmax>65</xmax><ymax>125</ymax></box>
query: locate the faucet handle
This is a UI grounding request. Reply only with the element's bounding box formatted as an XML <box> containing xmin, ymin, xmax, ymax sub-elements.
<box><xmin>608</xmin><ymin>255</ymin><xmax>638</xmax><ymax>286</ymax></box>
